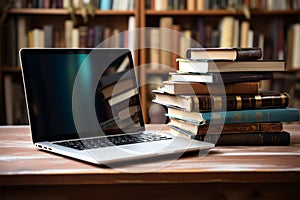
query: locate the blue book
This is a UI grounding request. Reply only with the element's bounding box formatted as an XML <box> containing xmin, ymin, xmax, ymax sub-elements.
<box><xmin>166</xmin><ymin>108</ymin><xmax>299</xmax><ymax>125</ymax></box>
<box><xmin>100</xmin><ymin>0</ymin><xmax>111</xmax><ymax>10</ymax></box>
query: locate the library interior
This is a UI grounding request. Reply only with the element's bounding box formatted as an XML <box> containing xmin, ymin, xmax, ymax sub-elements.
<box><xmin>0</xmin><ymin>0</ymin><xmax>300</xmax><ymax>199</ymax></box>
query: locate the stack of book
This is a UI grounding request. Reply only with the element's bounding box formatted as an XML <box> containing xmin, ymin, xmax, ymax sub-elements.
<box><xmin>153</xmin><ymin>47</ymin><xmax>299</xmax><ymax>145</ymax></box>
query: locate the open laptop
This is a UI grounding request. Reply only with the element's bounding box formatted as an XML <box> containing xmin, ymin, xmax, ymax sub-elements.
<box><xmin>20</xmin><ymin>48</ymin><xmax>214</xmax><ymax>165</ymax></box>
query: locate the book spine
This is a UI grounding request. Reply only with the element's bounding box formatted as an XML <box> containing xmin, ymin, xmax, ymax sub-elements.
<box><xmin>169</xmin><ymin>119</ymin><xmax>284</xmax><ymax>135</ymax></box>
<box><xmin>193</xmin><ymin>92</ymin><xmax>289</xmax><ymax>111</ymax></box>
<box><xmin>201</xmin><ymin>132</ymin><xmax>290</xmax><ymax>146</ymax></box>
<box><xmin>202</xmin><ymin>108</ymin><xmax>299</xmax><ymax>124</ymax></box>
<box><xmin>165</xmin><ymin>81</ymin><xmax>260</xmax><ymax>95</ymax></box>
<box><xmin>219</xmin><ymin>123</ymin><xmax>283</xmax><ymax>134</ymax></box>
<box><xmin>236</xmin><ymin>48</ymin><xmax>262</xmax><ymax>60</ymax></box>
<box><xmin>219</xmin><ymin>72</ymin><xmax>273</xmax><ymax>83</ymax></box>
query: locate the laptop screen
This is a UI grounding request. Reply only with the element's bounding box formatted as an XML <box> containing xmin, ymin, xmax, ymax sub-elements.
<box><xmin>20</xmin><ymin>48</ymin><xmax>145</xmax><ymax>143</ymax></box>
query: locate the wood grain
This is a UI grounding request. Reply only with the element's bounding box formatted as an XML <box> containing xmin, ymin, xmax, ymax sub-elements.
<box><xmin>0</xmin><ymin>124</ymin><xmax>299</xmax><ymax>199</ymax></box>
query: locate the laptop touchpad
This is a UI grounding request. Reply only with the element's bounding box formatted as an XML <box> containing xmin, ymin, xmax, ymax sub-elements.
<box><xmin>120</xmin><ymin>143</ymin><xmax>166</xmax><ymax>154</ymax></box>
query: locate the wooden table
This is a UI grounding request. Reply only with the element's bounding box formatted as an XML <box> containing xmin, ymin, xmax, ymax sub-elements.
<box><xmin>0</xmin><ymin>124</ymin><xmax>300</xmax><ymax>200</ymax></box>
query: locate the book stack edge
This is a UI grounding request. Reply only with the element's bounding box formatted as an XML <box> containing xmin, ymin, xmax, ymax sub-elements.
<box><xmin>153</xmin><ymin>47</ymin><xmax>299</xmax><ymax>146</ymax></box>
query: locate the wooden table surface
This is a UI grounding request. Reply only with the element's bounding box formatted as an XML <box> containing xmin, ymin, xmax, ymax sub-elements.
<box><xmin>0</xmin><ymin>124</ymin><xmax>300</xmax><ymax>200</ymax></box>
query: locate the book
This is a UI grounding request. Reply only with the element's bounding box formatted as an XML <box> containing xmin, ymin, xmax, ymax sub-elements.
<box><xmin>168</xmin><ymin>118</ymin><xmax>283</xmax><ymax>135</ymax></box>
<box><xmin>202</xmin><ymin>132</ymin><xmax>291</xmax><ymax>146</ymax></box>
<box><xmin>219</xmin><ymin>16</ymin><xmax>235</xmax><ymax>47</ymax></box>
<box><xmin>100</xmin><ymin>0</ymin><xmax>111</xmax><ymax>10</ymax></box>
<box><xmin>43</xmin><ymin>25</ymin><xmax>54</xmax><ymax>48</ymax></box>
<box><xmin>186</xmin><ymin>47</ymin><xmax>262</xmax><ymax>61</ymax></box>
<box><xmin>287</xmin><ymin>23</ymin><xmax>300</xmax><ymax>69</ymax></box>
<box><xmin>153</xmin><ymin>90</ymin><xmax>289</xmax><ymax>112</ymax></box>
<box><xmin>149</xmin><ymin>28</ymin><xmax>160</xmax><ymax>68</ymax></box>
<box><xmin>176</xmin><ymin>58</ymin><xmax>285</xmax><ymax>73</ymax></box>
<box><xmin>169</xmin><ymin>72</ymin><xmax>273</xmax><ymax>83</ymax></box>
<box><xmin>166</xmin><ymin>107</ymin><xmax>299</xmax><ymax>125</ymax></box>
<box><xmin>161</xmin><ymin>81</ymin><xmax>260</xmax><ymax>95</ymax></box>
<box><xmin>240</xmin><ymin>21</ymin><xmax>250</xmax><ymax>48</ymax></box>
<box><xmin>170</xmin><ymin>126</ymin><xmax>290</xmax><ymax>146</ymax></box>
<box><xmin>160</xmin><ymin>17</ymin><xmax>173</xmax><ymax>67</ymax></box>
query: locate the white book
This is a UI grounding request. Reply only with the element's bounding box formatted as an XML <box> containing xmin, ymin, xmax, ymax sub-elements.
<box><xmin>128</xmin><ymin>0</ymin><xmax>135</xmax><ymax>10</ymax></box>
<box><xmin>219</xmin><ymin>16</ymin><xmax>234</xmax><ymax>47</ymax></box>
<box><xmin>155</xmin><ymin>0</ymin><xmax>168</xmax><ymax>10</ymax></box>
<box><xmin>149</xmin><ymin>28</ymin><xmax>160</xmax><ymax>68</ymax></box>
<box><xmin>128</xmin><ymin>16</ymin><xmax>136</xmax><ymax>61</ymax></box>
<box><xmin>288</xmin><ymin>24</ymin><xmax>300</xmax><ymax>69</ymax></box>
<box><xmin>121</xmin><ymin>0</ymin><xmax>129</xmax><ymax>10</ymax></box>
<box><xmin>72</xmin><ymin>28</ymin><xmax>79</xmax><ymax>48</ymax></box>
<box><xmin>33</xmin><ymin>28</ymin><xmax>43</xmax><ymax>48</ymax></box>
<box><xmin>247</xmin><ymin>29</ymin><xmax>254</xmax><ymax>48</ymax></box>
<box><xmin>63</xmin><ymin>0</ymin><xmax>69</xmax><ymax>8</ymax></box>
<box><xmin>240</xmin><ymin>21</ymin><xmax>250</xmax><ymax>48</ymax></box>
<box><xmin>65</xmin><ymin>20</ymin><xmax>73</xmax><ymax>48</ymax></box>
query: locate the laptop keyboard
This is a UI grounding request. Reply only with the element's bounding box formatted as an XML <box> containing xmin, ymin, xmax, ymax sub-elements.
<box><xmin>53</xmin><ymin>133</ymin><xmax>172</xmax><ymax>151</ymax></box>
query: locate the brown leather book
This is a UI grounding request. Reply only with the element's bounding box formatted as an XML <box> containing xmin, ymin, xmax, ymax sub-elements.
<box><xmin>153</xmin><ymin>90</ymin><xmax>289</xmax><ymax>111</ymax></box>
<box><xmin>162</xmin><ymin>81</ymin><xmax>260</xmax><ymax>95</ymax></box>
<box><xmin>168</xmin><ymin>118</ymin><xmax>283</xmax><ymax>135</ymax></box>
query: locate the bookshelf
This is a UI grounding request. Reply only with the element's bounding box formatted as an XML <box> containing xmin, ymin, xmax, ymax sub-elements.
<box><xmin>139</xmin><ymin>0</ymin><xmax>300</xmax><ymax>123</ymax></box>
<box><xmin>1</xmin><ymin>0</ymin><xmax>300</xmax><ymax>124</ymax></box>
<box><xmin>0</xmin><ymin>0</ymin><xmax>140</xmax><ymax>125</ymax></box>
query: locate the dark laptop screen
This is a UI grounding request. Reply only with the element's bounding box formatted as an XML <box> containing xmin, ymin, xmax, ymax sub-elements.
<box><xmin>20</xmin><ymin>49</ymin><xmax>144</xmax><ymax>143</ymax></box>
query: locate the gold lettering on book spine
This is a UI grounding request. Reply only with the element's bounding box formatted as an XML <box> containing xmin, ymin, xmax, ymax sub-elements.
<box><xmin>235</xmin><ymin>96</ymin><xmax>242</xmax><ymax>109</ymax></box>
<box><xmin>253</xmin><ymin>112</ymin><xmax>263</xmax><ymax>121</ymax></box>
<box><xmin>213</xmin><ymin>96</ymin><xmax>223</xmax><ymax>111</ymax></box>
<box><xmin>281</xmin><ymin>93</ymin><xmax>287</xmax><ymax>106</ymax></box>
<box><xmin>255</xmin><ymin>95</ymin><xmax>262</xmax><ymax>108</ymax></box>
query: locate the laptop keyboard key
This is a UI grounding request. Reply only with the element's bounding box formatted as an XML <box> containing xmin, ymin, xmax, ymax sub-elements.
<box><xmin>53</xmin><ymin>133</ymin><xmax>172</xmax><ymax>151</ymax></box>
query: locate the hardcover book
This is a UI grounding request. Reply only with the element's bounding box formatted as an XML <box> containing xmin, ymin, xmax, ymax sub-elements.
<box><xmin>186</xmin><ymin>47</ymin><xmax>262</xmax><ymax>61</ymax></box>
<box><xmin>169</xmin><ymin>72</ymin><xmax>273</xmax><ymax>83</ymax></box>
<box><xmin>202</xmin><ymin>132</ymin><xmax>290</xmax><ymax>146</ymax></box>
<box><xmin>169</xmin><ymin>125</ymin><xmax>291</xmax><ymax>146</ymax></box>
<box><xmin>176</xmin><ymin>58</ymin><xmax>285</xmax><ymax>73</ymax></box>
<box><xmin>161</xmin><ymin>81</ymin><xmax>260</xmax><ymax>95</ymax></box>
<box><xmin>168</xmin><ymin>118</ymin><xmax>283</xmax><ymax>135</ymax></box>
<box><xmin>166</xmin><ymin>107</ymin><xmax>299</xmax><ymax>125</ymax></box>
<box><xmin>153</xmin><ymin>90</ymin><xmax>289</xmax><ymax>112</ymax></box>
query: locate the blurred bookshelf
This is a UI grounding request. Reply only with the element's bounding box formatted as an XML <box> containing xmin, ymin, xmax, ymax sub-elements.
<box><xmin>0</xmin><ymin>0</ymin><xmax>139</xmax><ymax>125</ymax></box>
<box><xmin>0</xmin><ymin>0</ymin><xmax>300</xmax><ymax>124</ymax></box>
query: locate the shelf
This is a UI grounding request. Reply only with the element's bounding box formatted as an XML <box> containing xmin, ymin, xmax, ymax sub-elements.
<box><xmin>145</xmin><ymin>9</ymin><xmax>300</xmax><ymax>16</ymax></box>
<box><xmin>9</xmin><ymin>8</ymin><xmax>136</xmax><ymax>16</ymax></box>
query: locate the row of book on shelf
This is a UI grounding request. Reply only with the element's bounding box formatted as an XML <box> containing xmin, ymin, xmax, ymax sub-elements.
<box><xmin>13</xmin><ymin>0</ymin><xmax>135</xmax><ymax>10</ymax></box>
<box><xmin>2</xmin><ymin>16</ymin><xmax>136</xmax><ymax>67</ymax></box>
<box><xmin>152</xmin><ymin>47</ymin><xmax>300</xmax><ymax>145</ymax></box>
<box><xmin>146</xmin><ymin>0</ymin><xmax>300</xmax><ymax>11</ymax></box>
<box><xmin>149</xmin><ymin>16</ymin><xmax>300</xmax><ymax>71</ymax></box>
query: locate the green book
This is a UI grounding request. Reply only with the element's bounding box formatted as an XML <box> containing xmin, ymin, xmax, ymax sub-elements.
<box><xmin>166</xmin><ymin>107</ymin><xmax>299</xmax><ymax>125</ymax></box>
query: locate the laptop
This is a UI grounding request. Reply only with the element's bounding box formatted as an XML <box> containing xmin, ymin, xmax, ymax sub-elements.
<box><xmin>20</xmin><ymin>48</ymin><xmax>214</xmax><ymax>165</ymax></box>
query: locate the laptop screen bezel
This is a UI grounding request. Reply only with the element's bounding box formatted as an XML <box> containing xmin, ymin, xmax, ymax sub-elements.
<box><xmin>20</xmin><ymin>48</ymin><xmax>145</xmax><ymax>143</ymax></box>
